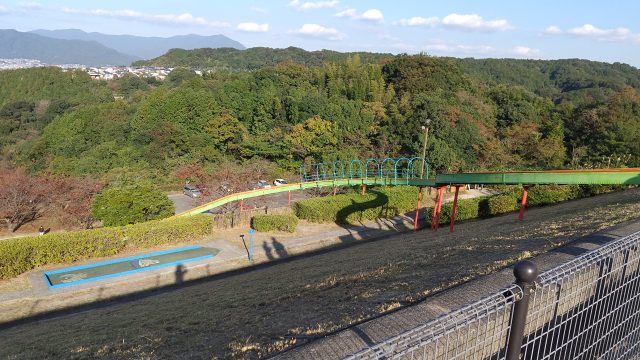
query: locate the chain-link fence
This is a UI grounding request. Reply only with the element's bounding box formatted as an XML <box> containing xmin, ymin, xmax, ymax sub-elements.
<box><xmin>344</xmin><ymin>230</ymin><xmax>640</xmax><ymax>360</ymax></box>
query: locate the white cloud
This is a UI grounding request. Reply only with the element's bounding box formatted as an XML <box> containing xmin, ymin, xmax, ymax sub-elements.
<box><xmin>294</xmin><ymin>23</ymin><xmax>345</xmax><ymax>40</ymax></box>
<box><xmin>511</xmin><ymin>46</ymin><xmax>541</xmax><ymax>57</ymax></box>
<box><xmin>17</xmin><ymin>2</ymin><xmax>43</xmax><ymax>10</ymax></box>
<box><xmin>567</xmin><ymin>24</ymin><xmax>633</xmax><ymax>41</ymax></box>
<box><xmin>249</xmin><ymin>6</ymin><xmax>269</xmax><ymax>15</ymax></box>
<box><xmin>424</xmin><ymin>43</ymin><xmax>495</xmax><ymax>54</ymax></box>
<box><xmin>335</xmin><ymin>8</ymin><xmax>383</xmax><ymax>23</ymax></box>
<box><xmin>547</xmin><ymin>24</ymin><xmax>640</xmax><ymax>43</ymax></box>
<box><xmin>544</xmin><ymin>25</ymin><xmax>562</xmax><ymax>34</ymax></box>
<box><xmin>237</xmin><ymin>22</ymin><xmax>269</xmax><ymax>32</ymax></box>
<box><xmin>61</xmin><ymin>7</ymin><xmax>230</xmax><ymax>28</ymax></box>
<box><xmin>0</xmin><ymin>5</ymin><xmax>9</xmax><ymax>14</ymax></box>
<box><xmin>335</xmin><ymin>8</ymin><xmax>357</xmax><ymax>18</ymax></box>
<box><xmin>442</xmin><ymin>13</ymin><xmax>511</xmax><ymax>31</ymax></box>
<box><xmin>288</xmin><ymin>0</ymin><xmax>339</xmax><ymax>11</ymax></box>
<box><xmin>396</xmin><ymin>16</ymin><xmax>439</xmax><ymax>27</ymax></box>
<box><xmin>360</xmin><ymin>9</ymin><xmax>384</xmax><ymax>23</ymax></box>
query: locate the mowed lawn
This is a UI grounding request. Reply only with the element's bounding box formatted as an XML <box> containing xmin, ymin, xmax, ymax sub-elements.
<box><xmin>1</xmin><ymin>189</ymin><xmax>639</xmax><ymax>359</ymax></box>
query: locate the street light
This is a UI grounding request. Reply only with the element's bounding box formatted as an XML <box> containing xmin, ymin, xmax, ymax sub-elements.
<box><xmin>420</xmin><ymin>119</ymin><xmax>431</xmax><ymax>179</ymax></box>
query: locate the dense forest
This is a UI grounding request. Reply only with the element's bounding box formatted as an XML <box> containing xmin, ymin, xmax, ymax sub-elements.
<box><xmin>2</xmin><ymin>50</ymin><xmax>640</xmax><ymax>192</ymax></box>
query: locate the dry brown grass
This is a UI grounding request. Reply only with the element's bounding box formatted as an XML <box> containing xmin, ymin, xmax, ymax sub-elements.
<box><xmin>0</xmin><ymin>189</ymin><xmax>639</xmax><ymax>359</ymax></box>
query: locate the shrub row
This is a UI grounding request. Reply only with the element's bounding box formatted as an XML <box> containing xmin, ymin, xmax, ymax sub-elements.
<box><xmin>252</xmin><ymin>214</ymin><xmax>299</xmax><ymax>233</ymax></box>
<box><xmin>293</xmin><ymin>186</ymin><xmax>419</xmax><ymax>224</ymax></box>
<box><xmin>0</xmin><ymin>215</ymin><xmax>212</xmax><ymax>280</ymax></box>
<box><xmin>431</xmin><ymin>184</ymin><xmax>627</xmax><ymax>224</ymax></box>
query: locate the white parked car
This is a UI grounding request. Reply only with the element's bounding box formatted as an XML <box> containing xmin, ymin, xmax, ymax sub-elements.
<box><xmin>273</xmin><ymin>179</ymin><xmax>288</xmax><ymax>186</ymax></box>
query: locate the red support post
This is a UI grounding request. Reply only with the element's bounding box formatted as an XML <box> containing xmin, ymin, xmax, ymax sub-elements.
<box><xmin>519</xmin><ymin>185</ymin><xmax>529</xmax><ymax>221</ymax></box>
<box><xmin>333</xmin><ymin>186</ymin><xmax>337</xmax><ymax>196</ymax></box>
<box><xmin>239</xmin><ymin>199</ymin><xmax>244</xmax><ymax>212</ymax></box>
<box><xmin>288</xmin><ymin>191</ymin><xmax>291</xmax><ymax>207</ymax></box>
<box><xmin>433</xmin><ymin>186</ymin><xmax>445</xmax><ymax>231</ymax></box>
<box><xmin>431</xmin><ymin>187</ymin><xmax>440</xmax><ymax>230</ymax></box>
<box><xmin>361</xmin><ymin>184</ymin><xmax>366</xmax><ymax>195</ymax></box>
<box><xmin>414</xmin><ymin>188</ymin><xmax>423</xmax><ymax>231</ymax></box>
<box><xmin>450</xmin><ymin>185</ymin><xmax>460</xmax><ymax>233</ymax></box>
<box><xmin>436</xmin><ymin>186</ymin><xmax>445</xmax><ymax>230</ymax></box>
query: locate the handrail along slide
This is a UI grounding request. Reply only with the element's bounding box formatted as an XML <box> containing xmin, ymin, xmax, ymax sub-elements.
<box><xmin>175</xmin><ymin>160</ymin><xmax>640</xmax><ymax>217</ymax></box>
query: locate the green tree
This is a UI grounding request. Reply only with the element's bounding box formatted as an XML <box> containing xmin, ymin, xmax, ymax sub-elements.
<box><xmin>286</xmin><ymin>115</ymin><xmax>338</xmax><ymax>160</ymax></box>
<box><xmin>166</xmin><ymin>67</ymin><xmax>198</xmax><ymax>87</ymax></box>
<box><xmin>91</xmin><ymin>182</ymin><xmax>174</xmax><ymax>226</ymax></box>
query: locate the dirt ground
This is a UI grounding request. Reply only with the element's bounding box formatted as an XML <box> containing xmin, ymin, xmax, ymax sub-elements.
<box><xmin>1</xmin><ymin>189</ymin><xmax>639</xmax><ymax>360</ymax></box>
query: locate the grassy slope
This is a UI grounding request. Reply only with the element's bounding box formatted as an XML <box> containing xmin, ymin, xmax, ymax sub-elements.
<box><xmin>0</xmin><ymin>189</ymin><xmax>639</xmax><ymax>359</ymax></box>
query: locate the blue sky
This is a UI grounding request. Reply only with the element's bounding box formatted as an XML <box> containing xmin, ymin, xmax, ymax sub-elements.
<box><xmin>1</xmin><ymin>0</ymin><xmax>640</xmax><ymax>66</ymax></box>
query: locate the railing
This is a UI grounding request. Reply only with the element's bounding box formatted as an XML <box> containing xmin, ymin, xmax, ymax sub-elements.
<box><xmin>344</xmin><ymin>230</ymin><xmax>640</xmax><ymax>360</ymax></box>
<box><xmin>299</xmin><ymin>157</ymin><xmax>427</xmax><ymax>183</ymax></box>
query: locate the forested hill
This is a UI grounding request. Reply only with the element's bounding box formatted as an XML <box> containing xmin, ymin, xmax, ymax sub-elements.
<box><xmin>133</xmin><ymin>47</ymin><xmax>394</xmax><ymax>70</ymax></box>
<box><xmin>135</xmin><ymin>46</ymin><xmax>640</xmax><ymax>103</ymax></box>
<box><xmin>1</xmin><ymin>54</ymin><xmax>639</xmax><ymax>189</ymax></box>
<box><xmin>455</xmin><ymin>58</ymin><xmax>640</xmax><ymax>103</ymax></box>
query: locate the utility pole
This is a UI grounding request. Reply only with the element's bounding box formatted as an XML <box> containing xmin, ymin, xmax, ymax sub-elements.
<box><xmin>420</xmin><ymin>119</ymin><xmax>431</xmax><ymax>178</ymax></box>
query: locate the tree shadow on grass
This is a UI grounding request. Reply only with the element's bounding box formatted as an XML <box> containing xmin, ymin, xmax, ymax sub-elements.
<box><xmin>334</xmin><ymin>189</ymin><xmax>414</xmax><ymax>245</ymax></box>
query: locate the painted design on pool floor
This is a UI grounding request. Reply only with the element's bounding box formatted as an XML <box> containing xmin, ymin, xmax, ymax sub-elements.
<box><xmin>44</xmin><ymin>245</ymin><xmax>220</xmax><ymax>288</ymax></box>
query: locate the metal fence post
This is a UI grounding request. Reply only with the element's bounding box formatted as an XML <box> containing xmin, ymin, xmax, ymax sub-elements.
<box><xmin>505</xmin><ymin>260</ymin><xmax>538</xmax><ymax>360</ymax></box>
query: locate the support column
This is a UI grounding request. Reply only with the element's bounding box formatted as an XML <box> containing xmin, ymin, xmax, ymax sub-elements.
<box><xmin>519</xmin><ymin>185</ymin><xmax>529</xmax><ymax>221</ymax></box>
<box><xmin>333</xmin><ymin>186</ymin><xmax>337</xmax><ymax>197</ymax></box>
<box><xmin>361</xmin><ymin>184</ymin><xmax>366</xmax><ymax>195</ymax></box>
<box><xmin>431</xmin><ymin>187</ymin><xmax>440</xmax><ymax>230</ymax></box>
<box><xmin>450</xmin><ymin>185</ymin><xmax>461</xmax><ymax>233</ymax></box>
<box><xmin>414</xmin><ymin>187</ymin><xmax>423</xmax><ymax>232</ymax></box>
<box><xmin>239</xmin><ymin>199</ymin><xmax>244</xmax><ymax>212</ymax></box>
<box><xmin>433</xmin><ymin>186</ymin><xmax>445</xmax><ymax>231</ymax></box>
<box><xmin>288</xmin><ymin>191</ymin><xmax>291</xmax><ymax>207</ymax></box>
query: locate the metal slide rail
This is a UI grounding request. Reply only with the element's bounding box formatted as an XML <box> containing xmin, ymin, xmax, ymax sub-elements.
<box><xmin>176</xmin><ymin>167</ymin><xmax>639</xmax><ymax>217</ymax></box>
<box><xmin>343</xmin><ymin>230</ymin><xmax>640</xmax><ymax>360</ymax></box>
<box><xmin>300</xmin><ymin>157</ymin><xmax>427</xmax><ymax>183</ymax></box>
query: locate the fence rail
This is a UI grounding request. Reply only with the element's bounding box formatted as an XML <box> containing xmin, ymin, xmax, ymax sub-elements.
<box><xmin>344</xmin><ymin>230</ymin><xmax>640</xmax><ymax>360</ymax></box>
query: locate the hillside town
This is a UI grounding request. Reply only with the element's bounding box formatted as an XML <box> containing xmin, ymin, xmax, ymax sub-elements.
<box><xmin>0</xmin><ymin>58</ymin><xmax>181</xmax><ymax>80</ymax></box>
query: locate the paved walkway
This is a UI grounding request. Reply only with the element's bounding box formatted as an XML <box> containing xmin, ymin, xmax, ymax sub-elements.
<box><xmin>0</xmin><ymin>188</ymin><xmax>501</xmax><ymax>324</ymax></box>
<box><xmin>0</xmin><ymin>188</ymin><xmax>476</xmax><ymax>324</ymax></box>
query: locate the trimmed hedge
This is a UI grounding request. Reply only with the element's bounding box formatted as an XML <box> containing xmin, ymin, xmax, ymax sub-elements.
<box><xmin>293</xmin><ymin>186</ymin><xmax>419</xmax><ymax>224</ymax></box>
<box><xmin>0</xmin><ymin>215</ymin><xmax>212</xmax><ymax>280</ymax></box>
<box><xmin>479</xmin><ymin>194</ymin><xmax>518</xmax><ymax>217</ymax></box>
<box><xmin>436</xmin><ymin>198</ymin><xmax>482</xmax><ymax>224</ymax></box>
<box><xmin>431</xmin><ymin>184</ymin><xmax>629</xmax><ymax>225</ymax></box>
<box><xmin>252</xmin><ymin>214</ymin><xmax>299</xmax><ymax>233</ymax></box>
<box><xmin>524</xmin><ymin>185</ymin><xmax>582</xmax><ymax>206</ymax></box>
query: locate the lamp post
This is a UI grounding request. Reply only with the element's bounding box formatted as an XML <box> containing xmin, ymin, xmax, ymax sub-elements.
<box><xmin>414</xmin><ymin>119</ymin><xmax>431</xmax><ymax>231</ymax></box>
<box><xmin>420</xmin><ymin>119</ymin><xmax>431</xmax><ymax>179</ymax></box>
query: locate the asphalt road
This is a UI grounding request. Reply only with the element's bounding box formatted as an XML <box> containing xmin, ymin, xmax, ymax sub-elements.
<box><xmin>168</xmin><ymin>188</ymin><xmax>315</xmax><ymax>215</ymax></box>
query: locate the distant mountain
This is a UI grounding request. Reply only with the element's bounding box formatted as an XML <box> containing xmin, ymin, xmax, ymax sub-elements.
<box><xmin>0</xmin><ymin>29</ymin><xmax>137</xmax><ymax>66</ymax></box>
<box><xmin>133</xmin><ymin>46</ymin><xmax>393</xmax><ymax>70</ymax></box>
<box><xmin>31</xmin><ymin>29</ymin><xmax>245</xmax><ymax>60</ymax></box>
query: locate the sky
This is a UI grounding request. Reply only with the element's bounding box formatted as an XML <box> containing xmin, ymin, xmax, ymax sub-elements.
<box><xmin>1</xmin><ymin>0</ymin><xmax>640</xmax><ymax>66</ymax></box>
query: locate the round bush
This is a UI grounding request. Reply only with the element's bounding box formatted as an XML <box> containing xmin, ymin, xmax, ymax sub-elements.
<box><xmin>91</xmin><ymin>182</ymin><xmax>175</xmax><ymax>226</ymax></box>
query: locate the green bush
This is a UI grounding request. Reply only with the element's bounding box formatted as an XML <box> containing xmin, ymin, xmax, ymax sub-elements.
<box><xmin>513</xmin><ymin>185</ymin><xmax>581</xmax><ymax>206</ymax></box>
<box><xmin>91</xmin><ymin>182</ymin><xmax>175</xmax><ymax>226</ymax></box>
<box><xmin>479</xmin><ymin>194</ymin><xmax>518</xmax><ymax>217</ymax></box>
<box><xmin>0</xmin><ymin>215</ymin><xmax>211</xmax><ymax>280</ymax></box>
<box><xmin>252</xmin><ymin>214</ymin><xmax>299</xmax><ymax>233</ymax></box>
<box><xmin>579</xmin><ymin>184</ymin><xmax>626</xmax><ymax>196</ymax></box>
<box><xmin>294</xmin><ymin>186</ymin><xmax>419</xmax><ymax>224</ymax></box>
<box><xmin>429</xmin><ymin>198</ymin><xmax>481</xmax><ymax>224</ymax></box>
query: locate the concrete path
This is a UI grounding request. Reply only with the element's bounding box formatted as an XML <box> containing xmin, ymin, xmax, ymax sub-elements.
<box><xmin>0</xmin><ymin>206</ymin><xmax>435</xmax><ymax>324</ymax></box>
